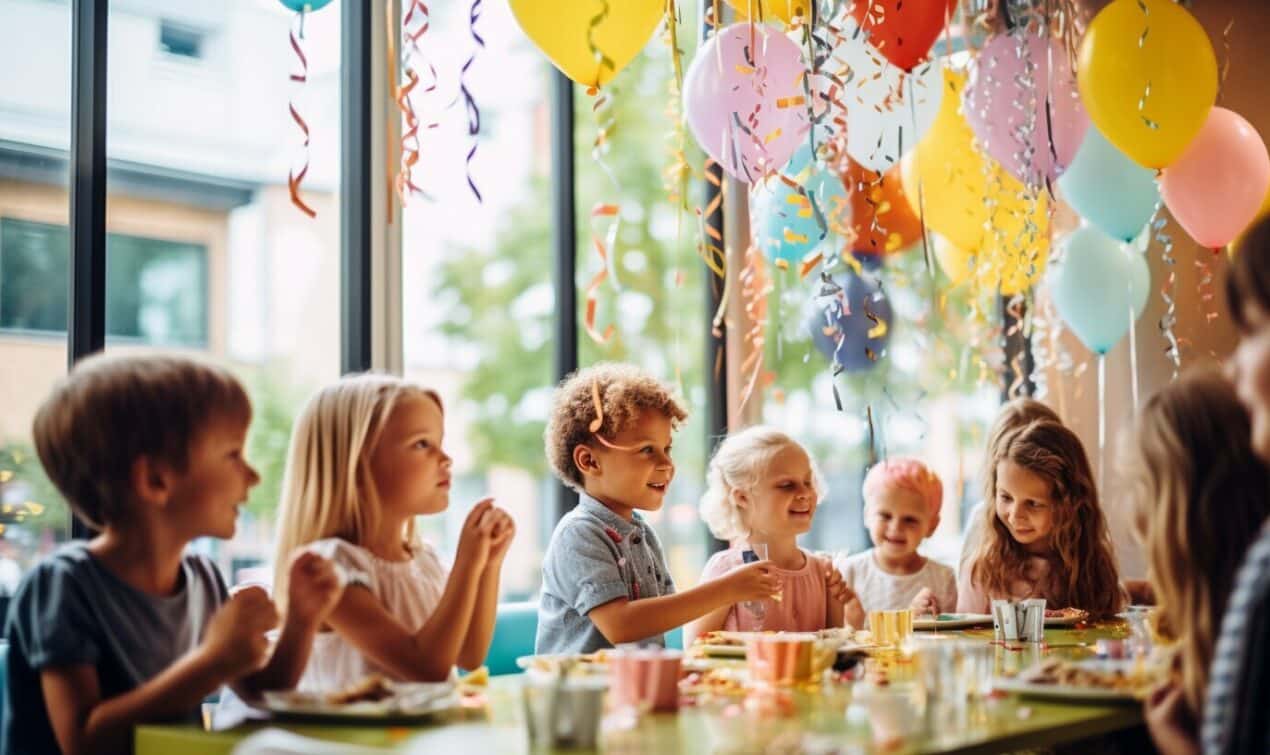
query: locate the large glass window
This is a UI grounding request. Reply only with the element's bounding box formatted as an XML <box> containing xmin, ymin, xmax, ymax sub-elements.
<box><xmin>0</xmin><ymin>0</ymin><xmax>72</xmax><ymax>594</ymax></box>
<box><xmin>105</xmin><ymin>0</ymin><xmax>344</xmax><ymax>583</ymax></box>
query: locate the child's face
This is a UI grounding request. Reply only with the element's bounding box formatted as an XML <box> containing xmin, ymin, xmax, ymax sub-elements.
<box><xmin>737</xmin><ymin>445</ymin><xmax>817</xmax><ymax>541</ymax></box>
<box><xmin>370</xmin><ymin>394</ymin><xmax>453</xmax><ymax>519</ymax></box>
<box><xmin>865</xmin><ymin>487</ymin><xmax>930</xmax><ymax>558</ymax></box>
<box><xmin>169</xmin><ymin>415</ymin><xmax>259</xmax><ymax>539</ymax></box>
<box><xmin>582</xmin><ymin>409</ymin><xmax>675</xmax><ymax>513</ymax></box>
<box><xmin>993</xmin><ymin>460</ymin><xmax>1056</xmax><ymax>551</ymax></box>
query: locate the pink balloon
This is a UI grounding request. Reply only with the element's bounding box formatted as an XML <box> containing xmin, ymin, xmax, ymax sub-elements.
<box><xmin>683</xmin><ymin>23</ymin><xmax>810</xmax><ymax>184</ymax></box>
<box><xmin>1160</xmin><ymin>107</ymin><xmax>1270</xmax><ymax>249</ymax></box>
<box><xmin>963</xmin><ymin>32</ymin><xmax>1089</xmax><ymax>187</ymax></box>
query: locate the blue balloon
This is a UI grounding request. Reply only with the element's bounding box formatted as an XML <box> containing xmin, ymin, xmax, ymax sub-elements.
<box><xmin>753</xmin><ymin>144</ymin><xmax>849</xmax><ymax>263</ymax></box>
<box><xmin>1048</xmin><ymin>225</ymin><xmax>1150</xmax><ymax>355</ymax></box>
<box><xmin>1057</xmin><ymin>128</ymin><xmax>1161</xmax><ymax>243</ymax></box>
<box><xmin>279</xmin><ymin>0</ymin><xmax>333</xmax><ymax>11</ymax></box>
<box><xmin>805</xmin><ymin>269</ymin><xmax>893</xmax><ymax>372</ymax></box>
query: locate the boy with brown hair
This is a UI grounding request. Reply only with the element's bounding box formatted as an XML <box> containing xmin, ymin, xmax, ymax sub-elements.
<box><xmin>536</xmin><ymin>362</ymin><xmax>780</xmax><ymax>654</ymax></box>
<box><xmin>2</xmin><ymin>353</ymin><xmax>342</xmax><ymax>755</ymax></box>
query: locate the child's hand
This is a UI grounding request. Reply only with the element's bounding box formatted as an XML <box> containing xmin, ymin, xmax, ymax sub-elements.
<box><xmin>486</xmin><ymin>506</ymin><xmax>516</xmax><ymax>565</ymax></box>
<box><xmin>201</xmin><ymin>586</ymin><xmax>278</xmax><ymax>678</ymax></box>
<box><xmin>821</xmin><ymin>560</ymin><xmax>856</xmax><ymax>606</ymax></box>
<box><xmin>910</xmin><ymin>588</ymin><xmax>939</xmax><ymax>618</ymax></box>
<box><xmin>723</xmin><ymin>561</ymin><xmax>782</xmax><ymax>603</ymax></box>
<box><xmin>285</xmin><ymin>550</ymin><xmax>344</xmax><ymax>628</ymax></box>
<box><xmin>1144</xmin><ymin>682</ymin><xmax>1200</xmax><ymax>755</ymax></box>
<box><xmin>455</xmin><ymin>498</ymin><xmax>498</xmax><ymax>570</ymax></box>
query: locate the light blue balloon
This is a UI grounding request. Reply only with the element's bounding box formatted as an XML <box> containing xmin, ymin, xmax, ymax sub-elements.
<box><xmin>1057</xmin><ymin>128</ymin><xmax>1161</xmax><ymax>243</ymax></box>
<box><xmin>753</xmin><ymin>144</ymin><xmax>848</xmax><ymax>263</ymax></box>
<box><xmin>1048</xmin><ymin>225</ymin><xmax>1151</xmax><ymax>355</ymax></box>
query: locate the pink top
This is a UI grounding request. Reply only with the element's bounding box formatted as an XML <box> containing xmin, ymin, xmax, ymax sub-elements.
<box><xmin>699</xmin><ymin>548</ymin><xmax>832</xmax><ymax>632</ymax></box>
<box><xmin>956</xmin><ymin>554</ymin><xmax>1056</xmax><ymax>613</ymax></box>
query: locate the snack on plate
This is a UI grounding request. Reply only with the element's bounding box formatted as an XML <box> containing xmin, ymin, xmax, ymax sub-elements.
<box><xmin>679</xmin><ymin>669</ymin><xmax>746</xmax><ymax>696</ymax></box>
<box><xmin>1020</xmin><ymin>658</ymin><xmax>1159</xmax><ymax>698</ymax></box>
<box><xmin>326</xmin><ymin>674</ymin><xmax>395</xmax><ymax>705</ymax></box>
<box><xmin>524</xmin><ymin>652</ymin><xmax>609</xmax><ymax>676</ymax></box>
<box><xmin>1045</xmin><ymin>607</ymin><xmax>1089</xmax><ymax>622</ymax></box>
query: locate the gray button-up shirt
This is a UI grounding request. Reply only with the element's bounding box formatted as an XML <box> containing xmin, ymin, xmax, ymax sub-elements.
<box><xmin>535</xmin><ymin>494</ymin><xmax>676</xmax><ymax>654</ymax></box>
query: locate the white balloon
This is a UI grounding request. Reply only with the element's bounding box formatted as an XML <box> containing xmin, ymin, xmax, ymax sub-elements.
<box><xmin>821</xmin><ymin>20</ymin><xmax>944</xmax><ymax>172</ymax></box>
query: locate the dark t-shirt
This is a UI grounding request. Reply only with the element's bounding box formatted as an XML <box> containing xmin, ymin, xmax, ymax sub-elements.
<box><xmin>1</xmin><ymin>542</ymin><xmax>228</xmax><ymax>755</ymax></box>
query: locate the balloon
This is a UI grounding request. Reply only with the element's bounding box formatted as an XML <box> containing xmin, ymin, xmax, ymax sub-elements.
<box><xmin>841</xmin><ymin>158</ymin><xmax>924</xmax><ymax>255</ymax></box>
<box><xmin>724</xmin><ymin>0</ymin><xmax>807</xmax><ymax>25</ymax></box>
<box><xmin>1048</xmin><ymin>226</ymin><xmax>1150</xmax><ymax>355</ymax></box>
<box><xmin>1057</xmin><ymin>127</ymin><xmax>1160</xmax><ymax>242</ymax></box>
<box><xmin>931</xmin><ymin>233</ymin><xmax>973</xmax><ymax>286</ymax></box>
<box><xmin>806</xmin><ymin>268</ymin><xmax>893</xmax><ymax>372</ymax></box>
<box><xmin>1077</xmin><ymin>0</ymin><xmax>1217</xmax><ymax>169</ymax></box>
<box><xmin>683</xmin><ymin>24</ymin><xmax>810</xmax><ymax>183</ymax></box>
<box><xmin>279</xmin><ymin>0</ymin><xmax>333</xmax><ymax>10</ymax></box>
<box><xmin>963</xmin><ymin>32</ymin><xmax>1088</xmax><ymax>187</ymax></box>
<box><xmin>849</xmin><ymin>0</ymin><xmax>959</xmax><ymax>72</ymax></box>
<box><xmin>509</xmin><ymin>0</ymin><xmax>664</xmax><ymax>88</ymax></box>
<box><xmin>752</xmin><ymin>146</ymin><xmax>851</xmax><ymax>263</ymax></box>
<box><xmin>822</xmin><ymin>21</ymin><xmax>943</xmax><ymax>172</ymax></box>
<box><xmin>901</xmin><ymin>68</ymin><xmax>1050</xmax><ymax>295</ymax></box>
<box><xmin>1159</xmin><ymin>107</ymin><xmax>1270</xmax><ymax>249</ymax></box>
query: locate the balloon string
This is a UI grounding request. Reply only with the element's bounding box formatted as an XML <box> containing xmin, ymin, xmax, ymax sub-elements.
<box><xmin>288</xmin><ymin>12</ymin><xmax>316</xmax><ymax>219</ymax></box>
<box><xmin>1006</xmin><ymin>292</ymin><xmax>1028</xmax><ymax>398</ymax></box>
<box><xmin>1097</xmin><ymin>352</ymin><xmax>1107</xmax><ymax>495</ymax></box>
<box><xmin>734</xmin><ymin>244</ymin><xmax>773</xmax><ymax>423</ymax></box>
<box><xmin>1197</xmin><ymin>250</ymin><xmax>1220</xmax><ymax>330</ymax></box>
<box><xmin>664</xmin><ymin>0</ymin><xmax>689</xmax><ymax>399</ymax></box>
<box><xmin>584</xmin><ymin>204</ymin><xmax>619</xmax><ymax>345</ymax></box>
<box><xmin>1128</xmin><ymin>278</ymin><xmax>1140</xmax><ymax>411</ymax></box>
<box><xmin>459</xmin><ymin>0</ymin><xmax>484</xmax><ymax>201</ymax></box>
<box><xmin>1153</xmin><ymin>211</ymin><xmax>1183</xmax><ymax>379</ymax></box>
<box><xmin>396</xmin><ymin>0</ymin><xmax>439</xmax><ymax>204</ymax></box>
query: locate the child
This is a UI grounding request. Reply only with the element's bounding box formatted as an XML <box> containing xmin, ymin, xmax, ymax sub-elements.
<box><xmin>835</xmin><ymin>457</ymin><xmax>956</xmax><ymax>627</ymax></box>
<box><xmin>686</xmin><ymin>427</ymin><xmax>849</xmax><ymax>645</ymax></box>
<box><xmin>537</xmin><ymin>363</ymin><xmax>780</xmax><ymax>654</ymax></box>
<box><xmin>957</xmin><ymin>418</ymin><xmax>1123</xmax><ymax>616</ymax></box>
<box><xmin>3</xmin><ymin>354</ymin><xmax>342</xmax><ymax>755</ymax></box>
<box><xmin>957</xmin><ymin>398</ymin><xmax>1060</xmax><ymax>574</ymax></box>
<box><xmin>1122</xmin><ymin>370</ymin><xmax>1270</xmax><ymax>755</ymax></box>
<box><xmin>272</xmin><ymin>375</ymin><xmax>514</xmax><ymax>690</ymax></box>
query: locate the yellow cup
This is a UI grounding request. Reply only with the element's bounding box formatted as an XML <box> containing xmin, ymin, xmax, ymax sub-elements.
<box><xmin>868</xmin><ymin>609</ymin><xmax>915</xmax><ymax>649</ymax></box>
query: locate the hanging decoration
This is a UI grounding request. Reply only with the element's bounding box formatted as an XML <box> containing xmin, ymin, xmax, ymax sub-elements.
<box><xmin>752</xmin><ymin>144</ymin><xmax>849</xmax><ymax>263</ymax></box>
<box><xmin>840</xmin><ymin>157</ymin><xmax>924</xmax><ymax>256</ymax></box>
<box><xmin>848</xmin><ymin>0</ymin><xmax>959</xmax><ymax>72</ymax></box>
<box><xmin>1057</xmin><ymin>127</ymin><xmax>1159</xmax><ymax>243</ymax></box>
<box><xmin>508</xmin><ymin>0</ymin><xmax>664</xmax><ymax>88</ymax></box>
<box><xmin>281</xmin><ymin>0</ymin><xmax>332</xmax><ymax>218</ymax></box>
<box><xmin>807</xmin><ymin>263</ymin><xmax>893</xmax><ymax>373</ymax></box>
<box><xmin>1047</xmin><ymin>225</ymin><xmax>1150</xmax><ymax>356</ymax></box>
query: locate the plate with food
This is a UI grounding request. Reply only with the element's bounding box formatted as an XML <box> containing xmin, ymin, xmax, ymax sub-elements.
<box><xmin>913</xmin><ymin>613</ymin><xmax>994</xmax><ymax>630</ymax></box>
<box><xmin>993</xmin><ymin>658</ymin><xmax>1159</xmax><ymax>702</ymax></box>
<box><xmin>515</xmin><ymin>651</ymin><xmax>611</xmax><ymax>676</ymax></box>
<box><xmin>259</xmin><ymin>675</ymin><xmax>459</xmax><ymax>722</ymax></box>
<box><xmin>694</xmin><ymin>629</ymin><xmax>878</xmax><ymax>658</ymax></box>
<box><xmin>1044</xmin><ymin>608</ymin><xmax>1090</xmax><ymax>626</ymax></box>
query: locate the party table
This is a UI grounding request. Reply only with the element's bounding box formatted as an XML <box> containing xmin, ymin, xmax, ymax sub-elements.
<box><xmin>135</xmin><ymin>624</ymin><xmax>1145</xmax><ymax>755</ymax></box>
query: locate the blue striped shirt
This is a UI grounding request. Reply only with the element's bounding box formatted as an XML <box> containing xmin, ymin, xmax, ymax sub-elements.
<box><xmin>1202</xmin><ymin>518</ymin><xmax>1270</xmax><ymax>755</ymax></box>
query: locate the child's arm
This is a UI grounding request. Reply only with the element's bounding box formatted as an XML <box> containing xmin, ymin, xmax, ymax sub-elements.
<box><xmin>41</xmin><ymin>588</ymin><xmax>277</xmax><ymax>755</ymax></box>
<box><xmin>323</xmin><ymin>500</ymin><xmax>497</xmax><ymax>682</ymax></box>
<box><xmin>589</xmin><ymin>561</ymin><xmax>779</xmax><ymax>645</ymax></box>
<box><xmin>821</xmin><ymin>558</ymin><xmax>850</xmax><ymax>629</ymax></box>
<box><xmin>457</xmin><ymin>509</ymin><xmax>515</xmax><ymax>670</ymax></box>
<box><xmin>234</xmin><ymin>551</ymin><xmax>344</xmax><ymax>697</ymax></box>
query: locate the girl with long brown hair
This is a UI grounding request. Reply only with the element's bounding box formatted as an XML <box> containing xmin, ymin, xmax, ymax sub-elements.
<box><xmin>957</xmin><ymin>418</ymin><xmax>1123</xmax><ymax>616</ymax></box>
<box><xmin>1124</xmin><ymin>369</ymin><xmax>1270</xmax><ymax>755</ymax></box>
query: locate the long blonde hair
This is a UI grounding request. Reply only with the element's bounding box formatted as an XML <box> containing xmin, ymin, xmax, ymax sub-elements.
<box><xmin>1123</xmin><ymin>369</ymin><xmax>1270</xmax><ymax>715</ymax></box>
<box><xmin>971</xmin><ymin>418</ymin><xmax>1122</xmax><ymax>616</ymax></box>
<box><xmin>699</xmin><ymin>426</ymin><xmax>825</xmax><ymax>542</ymax></box>
<box><xmin>272</xmin><ymin>374</ymin><xmax>441</xmax><ymax>604</ymax></box>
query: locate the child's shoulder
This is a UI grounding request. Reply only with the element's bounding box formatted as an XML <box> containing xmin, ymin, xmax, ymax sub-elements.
<box><xmin>836</xmin><ymin>549</ymin><xmax>875</xmax><ymax>573</ymax></box>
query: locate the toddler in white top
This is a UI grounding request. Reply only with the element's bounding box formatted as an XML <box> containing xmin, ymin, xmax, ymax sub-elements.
<box><xmin>272</xmin><ymin>375</ymin><xmax>515</xmax><ymax>692</ymax></box>
<box><xmin>834</xmin><ymin>457</ymin><xmax>956</xmax><ymax>628</ymax></box>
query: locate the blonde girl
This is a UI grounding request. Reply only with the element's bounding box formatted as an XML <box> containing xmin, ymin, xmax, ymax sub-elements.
<box><xmin>273</xmin><ymin>375</ymin><xmax>514</xmax><ymax>690</ymax></box>
<box><xmin>1124</xmin><ymin>369</ymin><xmax>1270</xmax><ymax>753</ymax></box>
<box><xmin>957</xmin><ymin>418</ymin><xmax>1122</xmax><ymax>616</ymax></box>
<box><xmin>685</xmin><ymin>426</ymin><xmax>848</xmax><ymax>645</ymax></box>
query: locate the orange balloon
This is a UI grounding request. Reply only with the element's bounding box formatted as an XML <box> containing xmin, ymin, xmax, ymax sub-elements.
<box><xmin>841</xmin><ymin>158</ymin><xmax>925</xmax><ymax>255</ymax></box>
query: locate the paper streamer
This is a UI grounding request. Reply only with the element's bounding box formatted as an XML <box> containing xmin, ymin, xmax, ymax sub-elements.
<box><xmin>287</xmin><ymin>12</ymin><xmax>316</xmax><ymax>218</ymax></box>
<box><xmin>735</xmin><ymin>244</ymin><xmax>774</xmax><ymax>421</ymax></box>
<box><xmin>459</xmin><ymin>0</ymin><xmax>484</xmax><ymax>201</ymax></box>
<box><xmin>396</xmin><ymin>0</ymin><xmax>440</xmax><ymax>203</ymax></box>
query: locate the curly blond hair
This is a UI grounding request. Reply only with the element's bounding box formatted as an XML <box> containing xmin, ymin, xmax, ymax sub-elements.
<box><xmin>545</xmin><ymin>363</ymin><xmax>688</xmax><ymax>492</ymax></box>
<box><xmin>699</xmin><ymin>425</ymin><xmax>825</xmax><ymax>542</ymax></box>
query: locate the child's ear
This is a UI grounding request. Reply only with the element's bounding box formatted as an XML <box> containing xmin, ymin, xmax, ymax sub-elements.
<box><xmin>130</xmin><ymin>454</ymin><xmax>175</xmax><ymax>509</ymax></box>
<box><xmin>731</xmin><ymin>488</ymin><xmax>749</xmax><ymax>510</ymax></box>
<box><xmin>573</xmin><ymin>444</ymin><xmax>601</xmax><ymax>478</ymax></box>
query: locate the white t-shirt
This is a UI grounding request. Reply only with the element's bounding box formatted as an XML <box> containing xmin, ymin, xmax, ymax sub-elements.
<box><xmin>834</xmin><ymin>549</ymin><xmax>958</xmax><ymax>618</ymax></box>
<box><xmin>298</xmin><ymin>537</ymin><xmax>450</xmax><ymax>692</ymax></box>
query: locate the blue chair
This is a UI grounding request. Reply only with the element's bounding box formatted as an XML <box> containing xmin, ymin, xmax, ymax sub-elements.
<box><xmin>485</xmin><ymin>601</ymin><xmax>538</xmax><ymax>676</ymax></box>
<box><xmin>666</xmin><ymin>626</ymin><xmax>684</xmax><ymax>650</ymax></box>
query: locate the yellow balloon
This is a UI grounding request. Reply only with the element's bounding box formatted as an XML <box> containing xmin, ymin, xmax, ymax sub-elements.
<box><xmin>931</xmin><ymin>234</ymin><xmax>973</xmax><ymax>287</ymax></box>
<box><xmin>724</xmin><ymin>0</ymin><xmax>807</xmax><ymax>25</ymax></box>
<box><xmin>509</xmin><ymin>0</ymin><xmax>665</xmax><ymax>88</ymax></box>
<box><xmin>902</xmin><ymin>68</ymin><xmax>1050</xmax><ymax>295</ymax></box>
<box><xmin>1077</xmin><ymin>0</ymin><xmax>1217</xmax><ymax>169</ymax></box>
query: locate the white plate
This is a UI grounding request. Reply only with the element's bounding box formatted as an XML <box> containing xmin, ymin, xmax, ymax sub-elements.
<box><xmin>259</xmin><ymin>682</ymin><xmax>458</xmax><ymax>722</ymax></box>
<box><xmin>1044</xmin><ymin>611</ymin><xmax>1089</xmax><ymax>627</ymax></box>
<box><xmin>913</xmin><ymin>613</ymin><xmax>994</xmax><ymax>630</ymax></box>
<box><xmin>514</xmin><ymin>654</ymin><xmax>610</xmax><ymax>674</ymax></box>
<box><xmin>993</xmin><ymin>659</ymin><xmax>1147</xmax><ymax>703</ymax></box>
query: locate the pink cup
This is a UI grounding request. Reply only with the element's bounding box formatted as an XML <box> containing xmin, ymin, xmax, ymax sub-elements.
<box><xmin>608</xmin><ymin>648</ymin><xmax>683</xmax><ymax>712</ymax></box>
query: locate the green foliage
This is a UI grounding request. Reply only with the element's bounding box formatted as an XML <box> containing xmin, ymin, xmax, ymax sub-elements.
<box><xmin>0</xmin><ymin>442</ymin><xmax>72</xmax><ymax>541</ymax></box>
<box><xmin>241</xmin><ymin>368</ymin><xmax>305</xmax><ymax>522</ymax></box>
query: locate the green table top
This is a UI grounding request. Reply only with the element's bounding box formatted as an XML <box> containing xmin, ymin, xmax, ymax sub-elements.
<box><xmin>135</xmin><ymin>623</ymin><xmax>1144</xmax><ymax>755</ymax></box>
